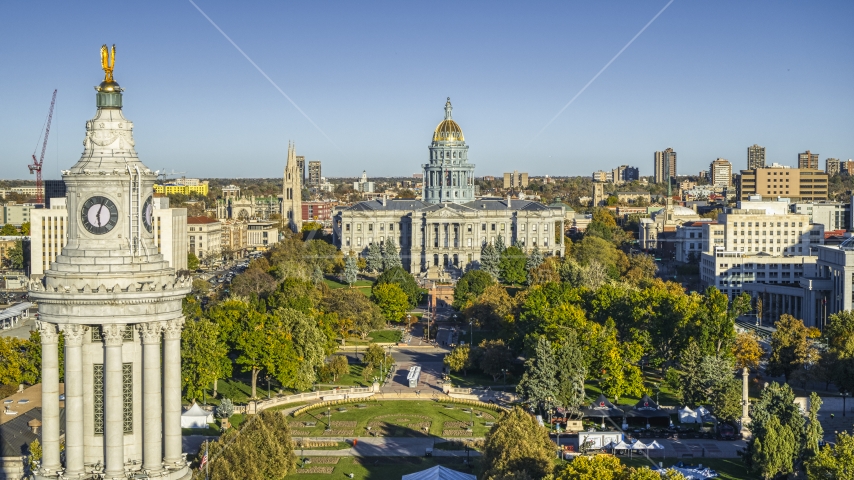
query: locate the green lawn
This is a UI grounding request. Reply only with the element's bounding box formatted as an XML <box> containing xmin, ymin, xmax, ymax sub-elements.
<box><xmin>620</xmin><ymin>457</ymin><xmax>757</xmax><ymax>480</ymax></box>
<box><xmin>323</xmin><ymin>278</ymin><xmax>374</xmax><ymax>296</ymax></box>
<box><xmin>289</xmin><ymin>400</ymin><xmax>502</xmax><ymax>438</ymax></box>
<box><xmin>286</xmin><ymin>457</ymin><xmax>479</xmax><ymax>479</ymax></box>
<box><xmin>448</xmin><ymin>371</ymin><xmax>515</xmax><ymax>389</ymax></box>
<box><xmin>316</xmin><ymin>363</ymin><xmax>375</xmax><ymax>388</ymax></box>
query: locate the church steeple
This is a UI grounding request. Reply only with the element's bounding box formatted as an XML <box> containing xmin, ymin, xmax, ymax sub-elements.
<box><xmin>282</xmin><ymin>142</ymin><xmax>303</xmax><ymax>232</ymax></box>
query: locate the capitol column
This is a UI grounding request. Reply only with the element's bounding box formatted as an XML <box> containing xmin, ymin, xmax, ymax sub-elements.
<box><xmin>60</xmin><ymin>324</ymin><xmax>88</xmax><ymax>476</ymax></box>
<box><xmin>163</xmin><ymin>319</ymin><xmax>184</xmax><ymax>465</ymax></box>
<box><xmin>103</xmin><ymin>325</ymin><xmax>126</xmax><ymax>479</ymax></box>
<box><xmin>37</xmin><ymin>321</ymin><xmax>61</xmax><ymax>475</ymax></box>
<box><xmin>140</xmin><ymin>322</ymin><xmax>164</xmax><ymax>472</ymax></box>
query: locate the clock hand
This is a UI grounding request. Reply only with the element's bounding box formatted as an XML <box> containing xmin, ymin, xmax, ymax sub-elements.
<box><xmin>96</xmin><ymin>204</ymin><xmax>105</xmax><ymax>226</ymax></box>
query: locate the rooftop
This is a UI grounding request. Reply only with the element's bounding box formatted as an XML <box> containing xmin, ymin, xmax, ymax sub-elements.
<box><xmin>187</xmin><ymin>216</ymin><xmax>220</xmax><ymax>225</ymax></box>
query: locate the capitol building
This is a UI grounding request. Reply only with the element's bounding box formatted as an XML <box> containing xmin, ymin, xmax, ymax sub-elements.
<box><xmin>332</xmin><ymin>99</ymin><xmax>566</xmax><ymax>276</ymax></box>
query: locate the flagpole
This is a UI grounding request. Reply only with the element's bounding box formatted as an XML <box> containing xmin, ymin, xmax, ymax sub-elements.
<box><xmin>205</xmin><ymin>439</ymin><xmax>209</xmax><ymax>480</ymax></box>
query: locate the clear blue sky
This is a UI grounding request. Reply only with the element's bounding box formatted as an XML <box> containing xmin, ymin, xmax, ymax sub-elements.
<box><xmin>1</xmin><ymin>1</ymin><xmax>852</xmax><ymax>180</ymax></box>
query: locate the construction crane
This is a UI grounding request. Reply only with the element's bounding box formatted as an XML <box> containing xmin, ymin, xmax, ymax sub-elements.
<box><xmin>29</xmin><ymin>89</ymin><xmax>57</xmax><ymax>204</ymax></box>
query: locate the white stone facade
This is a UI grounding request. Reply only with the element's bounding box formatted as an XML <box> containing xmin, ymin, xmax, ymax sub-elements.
<box><xmin>28</xmin><ymin>71</ymin><xmax>190</xmax><ymax>480</ymax></box>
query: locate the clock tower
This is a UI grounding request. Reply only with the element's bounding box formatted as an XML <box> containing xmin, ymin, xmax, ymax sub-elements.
<box><xmin>29</xmin><ymin>45</ymin><xmax>191</xmax><ymax>480</ymax></box>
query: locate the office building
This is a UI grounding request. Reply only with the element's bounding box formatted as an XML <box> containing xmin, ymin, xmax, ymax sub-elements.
<box><xmin>334</xmin><ymin>99</ymin><xmax>565</xmax><ymax>277</ymax></box>
<box><xmin>302</xmin><ymin>201</ymin><xmax>334</xmax><ymax>222</ymax></box>
<box><xmin>736</xmin><ymin>165</ymin><xmax>828</xmax><ymax>202</ymax></box>
<box><xmin>308</xmin><ymin>160</ymin><xmax>322</xmax><ymax>186</ymax></box>
<box><xmin>798</xmin><ymin>150</ymin><xmax>819</xmax><ymax>170</ymax></box>
<box><xmin>592</xmin><ymin>171</ymin><xmax>609</xmax><ymax>183</ymax></box>
<box><xmin>28</xmin><ymin>57</ymin><xmax>191</xmax><ymax>479</ymax></box>
<box><xmin>153</xmin><ymin>178</ymin><xmax>209</xmax><ymax>196</ymax></box>
<box><xmin>709</xmin><ymin>158</ymin><xmax>733</xmax><ymax>188</ymax></box>
<box><xmin>43</xmin><ymin>180</ymin><xmax>67</xmax><ymax>208</ymax></box>
<box><xmin>747</xmin><ymin>144</ymin><xmax>766</xmax><ymax>170</ymax></box>
<box><xmin>151</xmin><ymin>198</ymin><xmax>188</xmax><ymax>272</ymax></box>
<box><xmin>2</xmin><ymin>204</ymin><xmax>31</xmax><ymax>227</ymax></box>
<box><xmin>220</xmin><ymin>220</ymin><xmax>248</xmax><ymax>258</ymax></box>
<box><xmin>825</xmin><ymin>158</ymin><xmax>841</xmax><ymax>176</ymax></box>
<box><xmin>843</xmin><ymin>160</ymin><xmax>854</xmax><ymax>175</ymax></box>
<box><xmin>791</xmin><ymin>201</ymin><xmax>851</xmax><ymax>232</ymax></box>
<box><xmin>282</xmin><ymin>143</ymin><xmax>303</xmax><ymax>232</ymax></box>
<box><xmin>187</xmin><ymin>216</ymin><xmax>222</xmax><ymax>263</ymax></box>
<box><xmin>246</xmin><ymin>220</ymin><xmax>279</xmax><ymax>249</ymax></box>
<box><xmin>503</xmin><ymin>171</ymin><xmax>529</xmax><ymax>190</ymax></box>
<box><xmin>654</xmin><ymin>148</ymin><xmax>677</xmax><ymax>184</ymax></box>
<box><xmin>296</xmin><ymin>155</ymin><xmax>305</xmax><ymax>182</ymax></box>
<box><xmin>0</xmin><ymin>186</ymin><xmax>41</xmax><ymax>200</ymax></box>
<box><xmin>613</xmin><ymin>165</ymin><xmax>639</xmax><ymax>184</ymax></box>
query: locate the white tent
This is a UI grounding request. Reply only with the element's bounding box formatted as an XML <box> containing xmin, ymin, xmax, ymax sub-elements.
<box><xmin>401</xmin><ymin>465</ymin><xmax>476</xmax><ymax>480</ymax></box>
<box><xmin>180</xmin><ymin>403</ymin><xmax>214</xmax><ymax>429</ymax></box>
<box><xmin>612</xmin><ymin>440</ymin><xmax>633</xmax><ymax>451</ymax></box>
<box><xmin>648</xmin><ymin>440</ymin><xmax>666</xmax><ymax>450</ymax></box>
<box><xmin>678</xmin><ymin>406</ymin><xmax>699</xmax><ymax>423</ymax></box>
<box><xmin>630</xmin><ymin>440</ymin><xmax>648</xmax><ymax>450</ymax></box>
<box><xmin>695</xmin><ymin>406</ymin><xmax>712</xmax><ymax>420</ymax></box>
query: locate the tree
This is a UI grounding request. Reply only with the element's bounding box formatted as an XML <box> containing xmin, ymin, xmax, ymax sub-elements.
<box><xmin>675</xmin><ymin>341</ymin><xmax>705</xmax><ymax>406</ymax></box>
<box><xmin>6</xmin><ymin>240</ymin><xmax>24</xmax><ymax>269</ymax></box>
<box><xmin>805</xmin><ymin>431</ymin><xmax>854</xmax><ymax>479</ymax></box>
<box><xmin>580</xmin><ymin>260</ymin><xmax>609</xmax><ymax>290</ymax></box>
<box><xmin>205</xmin><ymin>410</ymin><xmax>296</xmax><ymax>480</ymax></box>
<box><xmin>478</xmin><ymin>339</ymin><xmax>514</xmax><ymax>381</ymax></box>
<box><xmin>215</xmin><ymin>398</ymin><xmax>234</xmax><ymax>419</ymax></box>
<box><xmin>823</xmin><ymin>310</ymin><xmax>854</xmax><ymax>395</ymax></box>
<box><xmin>187</xmin><ymin>252</ymin><xmax>200</xmax><ymax>270</ymax></box>
<box><xmin>767</xmin><ymin>314</ymin><xmax>814</xmax><ymax>382</ymax></box>
<box><xmin>343</xmin><ymin>254</ymin><xmax>359</xmax><ymax>286</ymax></box>
<box><xmin>745</xmin><ymin>382</ymin><xmax>805</xmax><ymax>473</ymax></box>
<box><xmin>191</xmin><ymin>278</ymin><xmax>211</xmax><ymax>295</ymax></box>
<box><xmin>499</xmin><ymin>245</ymin><xmax>527</xmax><ymax>285</ymax></box>
<box><xmin>555</xmin><ymin>333</ymin><xmax>588</xmax><ymax>417</ymax></box>
<box><xmin>310</xmin><ymin>266</ymin><xmax>324</xmax><ymax>285</ymax></box>
<box><xmin>453</xmin><ymin>269</ymin><xmax>495</xmax><ymax>310</ymax></box>
<box><xmin>481</xmin><ymin>407</ymin><xmax>555</xmax><ymax>480</ymax></box>
<box><xmin>371</xmin><ymin>283</ymin><xmax>409</xmax><ymax>322</ymax></box>
<box><xmin>526</xmin><ymin>246</ymin><xmax>543</xmax><ymax>272</ymax></box>
<box><xmin>444</xmin><ymin>345</ymin><xmax>472</xmax><ymax>376</ymax></box>
<box><xmin>322</xmin><ymin>288</ymin><xmax>385</xmax><ymax>339</ymax></box>
<box><xmin>374</xmin><ymin>266</ymin><xmax>422</xmax><ymax>306</ymax></box>
<box><xmin>555</xmin><ymin>454</ymin><xmax>626</xmax><ymax>480</ymax></box>
<box><xmin>517</xmin><ymin>337</ymin><xmax>559</xmax><ymax>416</ymax></box>
<box><xmin>363</xmin><ymin>344</ymin><xmax>390</xmax><ymax>371</ymax></box>
<box><xmin>232</xmin><ymin>307</ymin><xmax>274</xmax><ymax>399</ymax></box>
<box><xmin>0</xmin><ymin>336</ymin><xmax>28</xmax><ymax>386</ymax></box>
<box><xmin>267</xmin><ymin>308</ymin><xmax>327</xmax><ymax>392</ymax></box>
<box><xmin>709</xmin><ymin>377</ymin><xmax>743</xmax><ymax>422</ymax></box>
<box><xmin>481</xmin><ymin>242</ymin><xmax>501</xmax><ymax>279</ymax></box>
<box><xmin>328</xmin><ymin>355</ymin><xmax>350</xmax><ymax>382</ymax></box>
<box><xmin>495</xmin><ymin>234</ymin><xmax>507</xmax><ymax>254</ymax></box>
<box><xmin>623</xmin><ymin>253</ymin><xmax>658</xmax><ymax>284</ymax></box>
<box><xmin>751</xmin><ymin>416</ymin><xmax>798</xmax><ymax>479</ymax></box>
<box><xmin>230</xmin><ymin>267</ymin><xmax>276</xmax><ymax>298</ymax></box>
<box><xmin>27</xmin><ymin>438</ymin><xmax>42</xmax><ymax>474</ymax></box>
<box><xmin>365</xmin><ymin>241</ymin><xmax>383</xmax><ymax>273</ymax></box>
<box><xmin>733</xmin><ymin>331</ymin><xmax>763</xmax><ymax>371</ymax></box>
<box><xmin>804</xmin><ymin>392</ymin><xmax>824</xmax><ymax>459</ymax></box>
<box><xmin>382</xmin><ymin>239</ymin><xmax>402</xmax><ymax>271</ymax></box>
<box><xmin>0</xmin><ymin>224</ymin><xmax>18</xmax><ymax>236</ymax></box>
<box><xmin>181</xmin><ymin>318</ymin><xmax>229</xmax><ymax>403</ymax></box>
<box><xmin>527</xmin><ymin>257</ymin><xmax>560</xmax><ymax>286</ymax></box>
<box><xmin>695</xmin><ymin>287</ymin><xmax>750</xmax><ymax>358</ymax></box>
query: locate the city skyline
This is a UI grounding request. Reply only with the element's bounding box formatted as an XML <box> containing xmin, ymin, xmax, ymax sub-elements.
<box><xmin>0</xmin><ymin>1</ymin><xmax>852</xmax><ymax>179</ymax></box>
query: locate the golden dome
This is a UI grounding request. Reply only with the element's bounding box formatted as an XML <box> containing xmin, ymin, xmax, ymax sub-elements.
<box><xmin>433</xmin><ymin>97</ymin><xmax>464</xmax><ymax>142</ymax></box>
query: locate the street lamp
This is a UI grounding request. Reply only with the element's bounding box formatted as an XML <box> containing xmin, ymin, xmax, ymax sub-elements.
<box><xmin>326</xmin><ymin>407</ymin><xmax>332</xmax><ymax>431</ymax></box>
<box><xmin>843</xmin><ymin>389</ymin><xmax>849</xmax><ymax>417</ymax></box>
<box><xmin>265</xmin><ymin>375</ymin><xmax>271</xmax><ymax>399</ymax></box>
<box><xmin>469</xmin><ymin>320</ymin><xmax>474</xmax><ymax>346</ymax></box>
<box><xmin>407</xmin><ymin>314</ymin><xmax>412</xmax><ymax>332</ymax></box>
<box><xmin>653</xmin><ymin>382</ymin><xmax>660</xmax><ymax>405</ymax></box>
<box><xmin>501</xmin><ymin>369</ymin><xmax>507</xmax><ymax>388</ymax></box>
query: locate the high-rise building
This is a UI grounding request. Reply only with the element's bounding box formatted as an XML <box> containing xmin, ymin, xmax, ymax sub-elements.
<box><xmin>736</xmin><ymin>165</ymin><xmax>829</xmax><ymax>201</ymax></box>
<box><xmin>43</xmin><ymin>180</ymin><xmax>66</xmax><ymax>208</ymax></box>
<box><xmin>798</xmin><ymin>150</ymin><xmax>819</xmax><ymax>170</ymax></box>
<box><xmin>308</xmin><ymin>160</ymin><xmax>322</xmax><ymax>186</ymax></box>
<box><xmin>503</xmin><ymin>171</ymin><xmax>529</xmax><ymax>189</ymax></box>
<box><xmin>353</xmin><ymin>170</ymin><xmax>375</xmax><ymax>193</ymax></box>
<box><xmin>612</xmin><ymin>165</ymin><xmax>639</xmax><ymax>184</ymax></box>
<box><xmin>28</xmin><ymin>50</ymin><xmax>191</xmax><ymax>480</ymax></box>
<box><xmin>843</xmin><ymin>159</ymin><xmax>854</xmax><ymax>175</ymax></box>
<box><xmin>825</xmin><ymin>158</ymin><xmax>841</xmax><ymax>176</ymax></box>
<box><xmin>282</xmin><ymin>143</ymin><xmax>303</xmax><ymax>232</ymax></box>
<box><xmin>654</xmin><ymin>148</ymin><xmax>677</xmax><ymax>184</ymax></box>
<box><xmin>709</xmin><ymin>158</ymin><xmax>733</xmax><ymax>188</ymax></box>
<box><xmin>296</xmin><ymin>155</ymin><xmax>305</xmax><ymax>182</ymax></box>
<box><xmin>747</xmin><ymin>144</ymin><xmax>766</xmax><ymax>170</ymax></box>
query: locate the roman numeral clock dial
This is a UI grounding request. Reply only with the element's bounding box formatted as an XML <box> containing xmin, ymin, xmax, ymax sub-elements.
<box><xmin>81</xmin><ymin>195</ymin><xmax>119</xmax><ymax>234</ymax></box>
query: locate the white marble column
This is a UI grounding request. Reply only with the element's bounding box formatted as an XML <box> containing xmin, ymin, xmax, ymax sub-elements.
<box><xmin>37</xmin><ymin>321</ymin><xmax>61</xmax><ymax>475</ymax></box>
<box><xmin>741</xmin><ymin>367</ymin><xmax>750</xmax><ymax>428</ymax></box>
<box><xmin>163</xmin><ymin>319</ymin><xmax>184</xmax><ymax>464</ymax></box>
<box><xmin>60</xmin><ymin>324</ymin><xmax>88</xmax><ymax>476</ymax></box>
<box><xmin>102</xmin><ymin>324</ymin><xmax>125</xmax><ymax>479</ymax></box>
<box><xmin>139</xmin><ymin>322</ymin><xmax>164</xmax><ymax>472</ymax></box>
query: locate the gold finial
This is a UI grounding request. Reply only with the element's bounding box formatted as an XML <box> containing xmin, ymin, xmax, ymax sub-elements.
<box><xmin>100</xmin><ymin>44</ymin><xmax>116</xmax><ymax>82</ymax></box>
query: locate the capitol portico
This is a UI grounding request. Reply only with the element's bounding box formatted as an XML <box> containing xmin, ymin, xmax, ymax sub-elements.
<box><xmin>333</xmin><ymin>99</ymin><xmax>566</xmax><ymax>275</ymax></box>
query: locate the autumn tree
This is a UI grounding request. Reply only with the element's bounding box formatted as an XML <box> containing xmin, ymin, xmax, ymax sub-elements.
<box><xmin>555</xmin><ymin>454</ymin><xmax>625</xmax><ymax>480</ymax></box>
<box><xmin>767</xmin><ymin>314</ymin><xmax>815</xmax><ymax>382</ymax></box>
<box><xmin>204</xmin><ymin>410</ymin><xmax>296</xmax><ymax>480</ymax></box>
<box><xmin>181</xmin><ymin>318</ymin><xmax>229</xmax><ymax>403</ymax></box>
<box><xmin>823</xmin><ymin>310</ymin><xmax>854</xmax><ymax>394</ymax></box>
<box><xmin>478</xmin><ymin>339</ymin><xmax>514</xmax><ymax>381</ymax></box>
<box><xmin>453</xmin><ymin>269</ymin><xmax>495</xmax><ymax>310</ymax></box>
<box><xmin>322</xmin><ymin>288</ymin><xmax>385</xmax><ymax>339</ymax></box>
<box><xmin>481</xmin><ymin>407</ymin><xmax>555</xmax><ymax>480</ymax></box>
<box><xmin>327</xmin><ymin>355</ymin><xmax>350</xmax><ymax>382</ymax></box>
<box><xmin>733</xmin><ymin>331</ymin><xmax>763</xmax><ymax>371</ymax></box>
<box><xmin>187</xmin><ymin>252</ymin><xmax>200</xmax><ymax>270</ymax></box>
<box><xmin>374</xmin><ymin>266</ymin><xmax>422</xmax><ymax>306</ymax></box>
<box><xmin>230</xmin><ymin>267</ymin><xmax>276</xmax><ymax>297</ymax></box>
<box><xmin>444</xmin><ymin>344</ymin><xmax>472</xmax><ymax>376</ymax></box>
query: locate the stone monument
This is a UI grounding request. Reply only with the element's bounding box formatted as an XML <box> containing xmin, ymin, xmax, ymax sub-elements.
<box><xmin>29</xmin><ymin>44</ymin><xmax>191</xmax><ymax>480</ymax></box>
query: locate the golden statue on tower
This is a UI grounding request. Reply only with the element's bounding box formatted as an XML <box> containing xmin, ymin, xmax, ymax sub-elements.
<box><xmin>100</xmin><ymin>44</ymin><xmax>116</xmax><ymax>82</ymax></box>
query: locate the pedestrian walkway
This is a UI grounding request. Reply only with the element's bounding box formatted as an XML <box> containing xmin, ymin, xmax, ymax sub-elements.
<box><xmin>293</xmin><ymin>437</ymin><xmax>483</xmax><ymax>457</ymax></box>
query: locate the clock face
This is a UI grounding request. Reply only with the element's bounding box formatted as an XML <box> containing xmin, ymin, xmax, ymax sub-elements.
<box><xmin>81</xmin><ymin>196</ymin><xmax>119</xmax><ymax>235</ymax></box>
<box><xmin>142</xmin><ymin>195</ymin><xmax>154</xmax><ymax>233</ymax></box>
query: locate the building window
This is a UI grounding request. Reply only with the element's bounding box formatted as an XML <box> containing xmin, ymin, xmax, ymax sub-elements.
<box><xmin>123</xmin><ymin>363</ymin><xmax>133</xmax><ymax>433</ymax></box>
<box><xmin>94</xmin><ymin>364</ymin><xmax>104</xmax><ymax>435</ymax></box>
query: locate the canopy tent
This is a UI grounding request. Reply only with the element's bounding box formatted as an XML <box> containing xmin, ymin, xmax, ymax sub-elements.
<box><xmin>401</xmin><ymin>465</ymin><xmax>476</xmax><ymax>480</ymax></box>
<box><xmin>679</xmin><ymin>406</ymin><xmax>699</xmax><ymax>423</ymax></box>
<box><xmin>630</xmin><ymin>440</ymin><xmax>648</xmax><ymax>450</ymax></box>
<box><xmin>625</xmin><ymin>395</ymin><xmax>671</xmax><ymax>427</ymax></box>
<box><xmin>180</xmin><ymin>403</ymin><xmax>214</xmax><ymax>429</ymax></box>
<box><xmin>648</xmin><ymin>440</ymin><xmax>666</xmax><ymax>450</ymax></box>
<box><xmin>696</xmin><ymin>406</ymin><xmax>715</xmax><ymax>422</ymax></box>
<box><xmin>611</xmin><ymin>440</ymin><xmax>633</xmax><ymax>451</ymax></box>
<box><xmin>581</xmin><ymin>394</ymin><xmax>625</xmax><ymax>425</ymax></box>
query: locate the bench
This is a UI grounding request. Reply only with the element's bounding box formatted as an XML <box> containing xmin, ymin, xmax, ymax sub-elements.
<box><xmin>484</xmin><ymin>422</ymin><xmax>494</xmax><ymax>427</ymax></box>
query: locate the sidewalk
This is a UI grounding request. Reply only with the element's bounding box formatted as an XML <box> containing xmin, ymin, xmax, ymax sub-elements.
<box><xmin>294</xmin><ymin>437</ymin><xmax>484</xmax><ymax>457</ymax></box>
